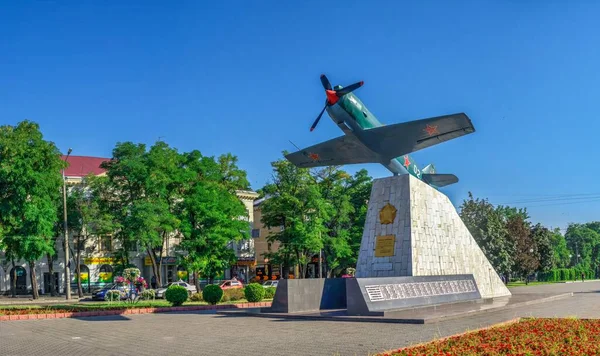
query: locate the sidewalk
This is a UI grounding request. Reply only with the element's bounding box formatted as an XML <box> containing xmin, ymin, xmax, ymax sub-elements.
<box><xmin>0</xmin><ymin>295</ymin><xmax>87</xmax><ymax>306</ymax></box>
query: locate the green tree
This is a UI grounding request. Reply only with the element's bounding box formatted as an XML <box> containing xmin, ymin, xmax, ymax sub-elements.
<box><xmin>100</xmin><ymin>141</ymin><xmax>181</xmax><ymax>286</ymax></box>
<box><xmin>176</xmin><ymin>150</ymin><xmax>250</xmax><ymax>286</ymax></box>
<box><xmin>507</xmin><ymin>215</ymin><xmax>538</xmax><ymax>282</ymax></box>
<box><xmin>459</xmin><ymin>192</ymin><xmax>514</xmax><ymax>278</ymax></box>
<box><xmin>0</xmin><ymin>121</ymin><xmax>65</xmax><ymax>299</ymax></box>
<box><xmin>64</xmin><ymin>175</ymin><xmax>115</xmax><ymax>297</ymax></box>
<box><xmin>314</xmin><ymin>167</ymin><xmax>372</xmax><ymax>277</ymax></box>
<box><xmin>530</xmin><ymin>223</ymin><xmax>554</xmax><ymax>272</ymax></box>
<box><xmin>260</xmin><ymin>155</ymin><xmax>327</xmax><ymax>278</ymax></box>
<box><xmin>550</xmin><ymin>228</ymin><xmax>571</xmax><ymax>268</ymax></box>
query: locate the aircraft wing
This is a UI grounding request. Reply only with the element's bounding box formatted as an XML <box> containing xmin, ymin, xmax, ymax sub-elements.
<box><xmin>285</xmin><ymin>134</ymin><xmax>379</xmax><ymax>169</ymax></box>
<box><xmin>361</xmin><ymin>113</ymin><xmax>475</xmax><ymax>159</ymax></box>
<box><xmin>421</xmin><ymin>173</ymin><xmax>458</xmax><ymax>187</ymax></box>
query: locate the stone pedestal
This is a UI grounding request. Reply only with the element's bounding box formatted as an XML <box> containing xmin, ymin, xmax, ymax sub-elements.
<box><xmin>355</xmin><ymin>175</ymin><xmax>510</xmax><ymax>299</ymax></box>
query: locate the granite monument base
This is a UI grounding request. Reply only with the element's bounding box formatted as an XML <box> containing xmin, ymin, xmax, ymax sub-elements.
<box><xmin>356</xmin><ymin>174</ymin><xmax>511</xmax><ymax>299</ymax></box>
<box><xmin>265</xmin><ymin>278</ymin><xmax>346</xmax><ymax>313</ymax></box>
<box><xmin>346</xmin><ymin>274</ymin><xmax>481</xmax><ymax>316</ymax></box>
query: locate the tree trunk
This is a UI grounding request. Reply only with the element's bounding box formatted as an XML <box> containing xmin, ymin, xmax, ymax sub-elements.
<box><xmin>29</xmin><ymin>260</ymin><xmax>39</xmax><ymax>300</ymax></box>
<box><xmin>76</xmin><ymin>238</ymin><xmax>83</xmax><ymax>297</ymax></box>
<box><xmin>147</xmin><ymin>245</ymin><xmax>162</xmax><ymax>286</ymax></box>
<box><xmin>295</xmin><ymin>250</ymin><xmax>303</xmax><ymax>279</ymax></box>
<box><xmin>10</xmin><ymin>259</ymin><xmax>16</xmax><ymax>298</ymax></box>
<box><xmin>193</xmin><ymin>270</ymin><xmax>200</xmax><ymax>293</ymax></box>
<box><xmin>208</xmin><ymin>275</ymin><xmax>214</xmax><ymax>285</ymax></box>
<box><xmin>46</xmin><ymin>253</ymin><xmax>57</xmax><ymax>296</ymax></box>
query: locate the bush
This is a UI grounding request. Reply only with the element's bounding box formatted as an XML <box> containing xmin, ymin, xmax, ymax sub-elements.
<box><xmin>105</xmin><ymin>290</ymin><xmax>122</xmax><ymax>302</ymax></box>
<box><xmin>202</xmin><ymin>284</ymin><xmax>223</xmax><ymax>305</ymax></box>
<box><xmin>140</xmin><ymin>289</ymin><xmax>155</xmax><ymax>300</ymax></box>
<box><xmin>222</xmin><ymin>288</ymin><xmax>245</xmax><ymax>302</ymax></box>
<box><xmin>190</xmin><ymin>292</ymin><xmax>203</xmax><ymax>302</ymax></box>
<box><xmin>264</xmin><ymin>286</ymin><xmax>276</xmax><ymax>299</ymax></box>
<box><xmin>244</xmin><ymin>283</ymin><xmax>265</xmax><ymax>302</ymax></box>
<box><xmin>165</xmin><ymin>285</ymin><xmax>188</xmax><ymax>306</ymax></box>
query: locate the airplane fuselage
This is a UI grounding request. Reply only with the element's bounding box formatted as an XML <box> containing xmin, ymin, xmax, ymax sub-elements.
<box><xmin>325</xmin><ymin>87</ymin><xmax>428</xmax><ymax>181</ymax></box>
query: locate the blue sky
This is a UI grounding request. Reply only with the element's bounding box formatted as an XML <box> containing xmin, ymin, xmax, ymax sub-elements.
<box><xmin>2</xmin><ymin>1</ymin><xmax>599</xmax><ymax>231</ymax></box>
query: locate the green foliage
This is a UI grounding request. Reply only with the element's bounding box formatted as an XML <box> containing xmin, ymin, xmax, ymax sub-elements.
<box><xmin>260</xmin><ymin>154</ymin><xmax>328</xmax><ymax>278</ymax></box>
<box><xmin>140</xmin><ymin>289</ymin><xmax>155</xmax><ymax>300</ymax></box>
<box><xmin>459</xmin><ymin>192</ymin><xmax>514</xmax><ymax>275</ymax></box>
<box><xmin>202</xmin><ymin>284</ymin><xmax>223</xmax><ymax>305</ymax></box>
<box><xmin>244</xmin><ymin>283</ymin><xmax>265</xmax><ymax>302</ymax></box>
<box><xmin>221</xmin><ymin>288</ymin><xmax>245</xmax><ymax>302</ymax></box>
<box><xmin>538</xmin><ymin>267</ymin><xmax>594</xmax><ymax>282</ymax></box>
<box><xmin>0</xmin><ymin>121</ymin><xmax>66</xmax><ymax>299</ymax></box>
<box><xmin>164</xmin><ymin>285</ymin><xmax>188</xmax><ymax>306</ymax></box>
<box><xmin>507</xmin><ymin>215</ymin><xmax>539</xmax><ymax>279</ymax></box>
<box><xmin>105</xmin><ymin>290</ymin><xmax>122</xmax><ymax>302</ymax></box>
<box><xmin>264</xmin><ymin>286</ymin><xmax>276</xmax><ymax>299</ymax></box>
<box><xmin>530</xmin><ymin>224</ymin><xmax>554</xmax><ymax>272</ymax></box>
<box><xmin>176</xmin><ymin>151</ymin><xmax>249</xmax><ymax>283</ymax></box>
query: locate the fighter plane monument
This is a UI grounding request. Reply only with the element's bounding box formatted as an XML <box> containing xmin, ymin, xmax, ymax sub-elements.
<box><xmin>277</xmin><ymin>74</ymin><xmax>511</xmax><ymax>316</ymax></box>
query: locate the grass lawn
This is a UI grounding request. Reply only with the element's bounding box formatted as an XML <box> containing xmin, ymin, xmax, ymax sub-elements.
<box><xmin>380</xmin><ymin>318</ymin><xmax>600</xmax><ymax>355</ymax></box>
<box><xmin>0</xmin><ymin>298</ymin><xmax>272</xmax><ymax>315</ymax></box>
<box><xmin>507</xmin><ymin>280</ymin><xmax>563</xmax><ymax>287</ymax></box>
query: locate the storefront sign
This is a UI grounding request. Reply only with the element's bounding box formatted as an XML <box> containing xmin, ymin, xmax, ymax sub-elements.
<box><xmin>83</xmin><ymin>257</ymin><xmax>114</xmax><ymax>265</ymax></box>
<box><xmin>144</xmin><ymin>256</ymin><xmax>177</xmax><ymax>266</ymax></box>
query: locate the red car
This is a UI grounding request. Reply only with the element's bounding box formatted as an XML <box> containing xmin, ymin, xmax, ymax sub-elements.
<box><xmin>220</xmin><ymin>279</ymin><xmax>244</xmax><ymax>290</ymax></box>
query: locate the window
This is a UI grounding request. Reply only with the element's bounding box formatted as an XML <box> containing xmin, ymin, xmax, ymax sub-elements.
<box><xmin>99</xmin><ymin>235</ymin><xmax>112</xmax><ymax>252</ymax></box>
<box><xmin>251</xmin><ymin>229</ymin><xmax>260</xmax><ymax>238</ymax></box>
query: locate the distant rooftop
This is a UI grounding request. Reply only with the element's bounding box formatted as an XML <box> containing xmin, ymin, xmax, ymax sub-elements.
<box><xmin>62</xmin><ymin>155</ymin><xmax>109</xmax><ymax>177</ymax></box>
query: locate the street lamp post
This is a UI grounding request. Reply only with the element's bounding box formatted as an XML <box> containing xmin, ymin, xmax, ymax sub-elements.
<box><xmin>63</xmin><ymin>148</ymin><xmax>72</xmax><ymax>300</ymax></box>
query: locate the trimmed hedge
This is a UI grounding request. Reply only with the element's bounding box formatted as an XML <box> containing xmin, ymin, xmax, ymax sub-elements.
<box><xmin>538</xmin><ymin>267</ymin><xmax>594</xmax><ymax>282</ymax></box>
<box><xmin>165</xmin><ymin>285</ymin><xmax>189</xmax><ymax>306</ymax></box>
<box><xmin>244</xmin><ymin>283</ymin><xmax>265</xmax><ymax>302</ymax></box>
<box><xmin>264</xmin><ymin>286</ymin><xmax>276</xmax><ymax>299</ymax></box>
<box><xmin>202</xmin><ymin>284</ymin><xmax>223</xmax><ymax>305</ymax></box>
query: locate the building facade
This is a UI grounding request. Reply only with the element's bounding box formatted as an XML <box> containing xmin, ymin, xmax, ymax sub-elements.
<box><xmin>0</xmin><ymin>155</ymin><xmax>258</xmax><ymax>295</ymax></box>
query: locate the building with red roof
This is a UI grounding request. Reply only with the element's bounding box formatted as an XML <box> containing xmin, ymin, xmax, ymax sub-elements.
<box><xmin>61</xmin><ymin>155</ymin><xmax>110</xmax><ymax>183</ymax></box>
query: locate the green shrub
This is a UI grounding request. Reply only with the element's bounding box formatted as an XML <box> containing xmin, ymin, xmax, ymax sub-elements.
<box><xmin>202</xmin><ymin>284</ymin><xmax>223</xmax><ymax>305</ymax></box>
<box><xmin>105</xmin><ymin>290</ymin><xmax>122</xmax><ymax>302</ymax></box>
<box><xmin>264</xmin><ymin>286</ymin><xmax>276</xmax><ymax>299</ymax></box>
<box><xmin>190</xmin><ymin>292</ymin><xmax>203</xmax><ymax>302</ymax></box>
<box><xmin>140</xmin><ymin>289</ymin><xmax>155</xmax><ymax>300</ymax></box>
<box><xmin>165</xmin><ymin>285</ymin><xmax>188</xmax><ymax>306</ymax></box>
<box><xmin>222</xmin><ymin>288</ymin><xmax>245</xmax><ymax>302</ymax></box>
<box><xmin>244</xmin><ymin>283</ymin><xmax>265</xmax><ymax>302</ymax></box>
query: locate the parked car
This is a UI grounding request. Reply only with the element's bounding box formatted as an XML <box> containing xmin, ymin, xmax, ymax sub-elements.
<box><xmin>155</xmin><ymin>280</ymin><xmax>197</xmax><ymax>298</ymax></box>
<box><xmin>220</xmin><ymin>279</ymin><xmax>244</xmax><ymax>290</ymax></box>
<box><xmin>262</xmin><ymin>280</ymin><xmax>279</xmax><ymax>288</ymax></box>
<box><xmin>91</xmin><ymin>284</ymin><xmax>128</xmax><ymax>301</ymax></box>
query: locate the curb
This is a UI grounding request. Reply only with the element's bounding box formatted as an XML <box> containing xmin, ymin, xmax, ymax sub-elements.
<box><xmin>0</xmin><ymin>301</ymin><xmax>272</xmax><ymax>322</ymax></box>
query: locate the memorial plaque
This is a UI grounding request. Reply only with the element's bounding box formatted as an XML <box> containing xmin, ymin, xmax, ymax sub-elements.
<box><xmin>373</xmin><ymin>262</ymin><xmax>393</xmax><ymax>271</ymax></box>
<box><xmin>346</xmin><ymin>275</ymin><xmax>482</xmax><ymax>315</ymax></box>
<box><xmin>374</xmin><ymin>235</ymin><xmax>395</xmax><ymax>257</ymax></box>
<box><xmin>363</xmin><ymin>279</ymin><xmax>477</xmax><ymax>302</ymax></box>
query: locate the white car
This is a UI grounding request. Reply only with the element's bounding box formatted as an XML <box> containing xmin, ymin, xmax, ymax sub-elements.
<box><xmin>262</xmin><ymin>280</ymin><xmax>279</xmax><ymax>288</ymax></box>
<box><xmin>155</xmin><ymin>280</ymin><xmax>197</xmax><ymax>298</ymax></box>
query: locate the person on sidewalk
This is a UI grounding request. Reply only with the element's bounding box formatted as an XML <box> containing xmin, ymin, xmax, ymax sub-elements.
<box><xmin>581</xmin><ymin>272</ymin><xmax>585</xmax><ymax>282</ymax></box>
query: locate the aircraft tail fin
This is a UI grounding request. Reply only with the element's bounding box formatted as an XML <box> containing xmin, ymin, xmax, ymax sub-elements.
<box><xmin>421</xmin><ymin>173</ymin><xmax>458</xmax><ymax>187</ymax></box>
<box><xmin>422</xmin><ymin>164</ymin><xmax>436</xmax><ymax>174</ymax></box>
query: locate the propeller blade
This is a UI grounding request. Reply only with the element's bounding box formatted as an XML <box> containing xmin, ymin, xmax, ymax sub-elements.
<box><xmin>336</xmin><ymin>81</ymin><xmax>364</xmax><ymax>96</ymax></box>
<box><xmin>310</xmin><ymin>105</ymin><xmax>328</xmax><ymax>131</ymax></box>
<box><xmin>320</xmin><ymin>74</ymin><xmax>332</xmax><ymax>91</ymax></box>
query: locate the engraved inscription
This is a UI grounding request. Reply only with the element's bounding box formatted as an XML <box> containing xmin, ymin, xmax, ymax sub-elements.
<box><xmin>364</xmin><ymin>279</ymin><xmax>477</xmax><ymax>302</ymax></box>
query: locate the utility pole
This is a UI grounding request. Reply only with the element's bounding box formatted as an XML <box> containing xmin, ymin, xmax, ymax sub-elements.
<box><xmin>63</xmin><ymin>148</ymin><xmax>72</xmax><ymax>300</ymax></box>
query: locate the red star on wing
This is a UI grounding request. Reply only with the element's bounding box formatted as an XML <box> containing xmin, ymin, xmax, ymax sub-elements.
<box><xmin>403</xmin><ymin>155</ymin><xmax>411</xmax><ymax>169</ymax></box>
<box><xmin>308</xmin><ymin>153</ymin><xmax>320</xmax><ymax>161</ymax></box>
<box><xmin>424</xmin><ymin>124</ymin><xmax>439</xmax><ymax>136</ymax></box>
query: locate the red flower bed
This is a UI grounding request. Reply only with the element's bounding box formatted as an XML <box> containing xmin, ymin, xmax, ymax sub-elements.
<box><xmin>382</xmin><ymin>318</ymin><xmax>600</xmax><ymax>356</ymax></box>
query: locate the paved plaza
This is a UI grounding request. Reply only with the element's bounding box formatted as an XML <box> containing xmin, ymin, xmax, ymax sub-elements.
<box><xmin>1</xmin><ymin>282</ymin><xmax>600</xmax><ymax>356</ymax></box>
